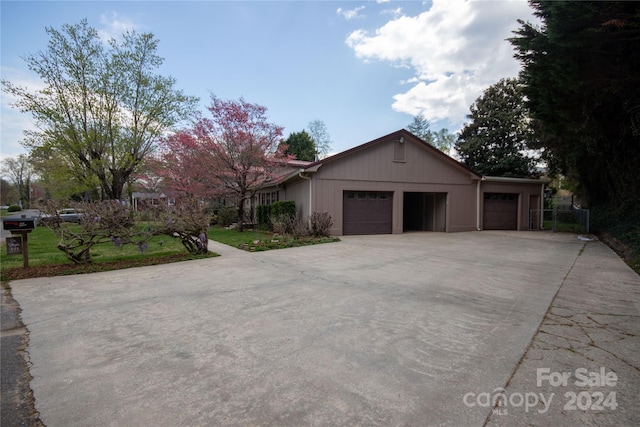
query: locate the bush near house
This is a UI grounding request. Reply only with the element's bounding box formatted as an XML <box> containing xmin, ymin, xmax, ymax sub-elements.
<box><xmin>309</xmin><ymin>211</ymin><xmax>333</xmax><ymax>237</ymax></box>
<box><xmin>214</xmin><ymin>206</ymin><xmax>238</xmax><ymax>227</ymax></box>
<box><xmin>257</xmin><ymin>200</ymin><xmax>296</xmax><ymax>230</ymax></box>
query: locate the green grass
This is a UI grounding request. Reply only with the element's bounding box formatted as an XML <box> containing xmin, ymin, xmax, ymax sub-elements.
<box><xmin>543</xmin><ymin>220</ymin><xmax>585</xmax><ymax>233</ymax></box>
<box><xmin>1</xmin><ymin>225</ymin><xmax>210</xmax><ymax>278</ymax></box>
<box><xmin>208</xmin><ymin>227</ymin><xmax>275</xmax><ymax>247</ymax></box>
<box><xmin>208</xmin><ymin>226</ymin><xmax>340</xmax><ymax>252</ymax></box>
<box><xmin>1</xmin><ymin>226</ymin><xmax>69</xmax><ymax>268</ymax></box>
<box><xmin>1</xmin><ymin>223</ymin><xmax>339</xmax><ymax>280</ymax></box>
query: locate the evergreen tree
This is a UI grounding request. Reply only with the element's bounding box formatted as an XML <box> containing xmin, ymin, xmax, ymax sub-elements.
<box><xmin>455</xmin><ymin>78</ymin><xmax>537</xmax><ymax>177</ymax></box>
<box><xmin>407</xmin><ymin>115</ymin><xmax>434</xmax><ymax>145</ymax></box>
<box><xmin>510</xmin><ymin>1</ymin><xmax>640</xmax><ymax>207</ymax></box>
<box><xmin>281</xmin><ymin>131</ymin><xmax>317</xmax><ymax>162</ymax></box>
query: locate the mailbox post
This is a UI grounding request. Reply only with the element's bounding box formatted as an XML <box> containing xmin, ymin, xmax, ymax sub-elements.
<box><xmin>2</xmin><ymin>217</ymin><xmax>36</xmax><ymax>268</ymax></box>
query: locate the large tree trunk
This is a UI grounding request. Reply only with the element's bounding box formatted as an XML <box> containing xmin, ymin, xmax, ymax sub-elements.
<box><xmin>237</xmin><ymin>195</ymin><xmax>245</xmax><ymax>232</ymax></box>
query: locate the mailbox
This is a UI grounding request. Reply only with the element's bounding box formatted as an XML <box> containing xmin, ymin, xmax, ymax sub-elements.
<box><xmin>2</xmin><ymin>218</ymin><xmax>36</xmax><ymax>231</ymax></box>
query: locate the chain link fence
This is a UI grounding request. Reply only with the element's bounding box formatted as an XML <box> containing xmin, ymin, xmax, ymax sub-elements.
<box><xmin>530</xmin><ymin>206</ymin><xmax>590</xmax><ymax>233</ymax></box>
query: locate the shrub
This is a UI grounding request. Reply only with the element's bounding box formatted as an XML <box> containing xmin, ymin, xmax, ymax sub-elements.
<box><xmin>7</xmin><ymin>205</ymin><xmax>21</xmax><ymax>212</ymax></box>
<box><xmin>216</xmin><ymin>206</ymin><xmax>238</xmax><ymax>227</ymax></box>
<box><xmin>291</xmin><ymin>217</ymin><xmax>310</xmax><ymax>239</ymax></box>
<box><xmin>258</xmin><ymin>201</ymin><xmax>296</xmax><ymax>231</ymax></box>
<box><xmin>310</xmin><ymin>211</ymin><xmax>333</xmax><ymax>237</ymax></box>
<box><xmin>270</xmin><ymin>213</ymin><xmax>291</xmax><ymax>235</ymax></box>
<box><xmin>270</xmin><ymin>201</ymin><xmax>296</xmax><ymax>219</ymax></box>
<box><xmin>257</xmin><ymin>205</ymin><xmax>270</xmax><ymax>229</ymax></box>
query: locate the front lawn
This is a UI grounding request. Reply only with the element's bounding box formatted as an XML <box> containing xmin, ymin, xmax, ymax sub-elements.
<box><xmin>208</xmin><ymin>226</ymin><xmax>339</xmax><ymax>252</ymax></box>
<box><xmin>1</xmin><ymin>226</ymin><xmax>215</xmax><ymax>280</ymax></box>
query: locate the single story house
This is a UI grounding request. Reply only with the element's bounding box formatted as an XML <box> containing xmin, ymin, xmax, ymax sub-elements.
<box><xmin>256</xmin><ymin>129</ymin><xmax>548</xmax><ymax>235</ymax></box>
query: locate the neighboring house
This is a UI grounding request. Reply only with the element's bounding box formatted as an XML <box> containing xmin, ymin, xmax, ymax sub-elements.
<box><xmin>131</xmin><ymin>192</ymin><xmax>169</xmax><ymax>211</ymax></box>
<box><xmin>255</xmin><ymin>129</ymin><xmax>548</xmax><ymax>235</ymax></box>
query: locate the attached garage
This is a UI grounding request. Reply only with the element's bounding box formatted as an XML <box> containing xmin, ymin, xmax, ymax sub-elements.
<box><xmin>255</xmin><ymin>130</ymin><xmax>548</xmax><ymax>235</ymax></box>
<box><xmin>483</xmin><ymin>193</ymin><xmax>518</xmax><ymax>230</ymax></box>
<box><xmin>343</xmin><ymin>191</ymin><xmax>393</xmax><ymax>235</ymax></box>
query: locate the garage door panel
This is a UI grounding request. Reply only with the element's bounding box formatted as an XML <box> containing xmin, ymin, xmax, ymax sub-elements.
<box><xmin>343</xmin><ymin>191</ymin><xmax>392</xmax><ymax>235</ymax></box>
<box><xmin>483</xmin><ymin>193</ymin><xmax>518</xmax><ymax>230</ymax></box>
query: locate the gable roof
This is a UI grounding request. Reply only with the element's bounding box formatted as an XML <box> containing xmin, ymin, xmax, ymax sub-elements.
<box><xmin>303</xmin><ymin>129</ymin><xmax>481</xmax><ymax>179</ymax></box>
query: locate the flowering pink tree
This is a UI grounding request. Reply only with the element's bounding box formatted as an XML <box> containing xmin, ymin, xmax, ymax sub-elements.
<box><xmin>159</xmin><ymin>96</ymin><xmax>288</xmax><ymax>231</ymax></box>
<box><xmin>155</xmin><ymin>131</ymin><xmax>215</xmax><ymax>198</ymax></box>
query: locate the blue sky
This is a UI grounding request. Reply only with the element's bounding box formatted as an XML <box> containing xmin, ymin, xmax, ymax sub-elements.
<box><xmin>1</xmin><ymin>0</ymin><xmax>535</xmax><ymax>162</ymax></box>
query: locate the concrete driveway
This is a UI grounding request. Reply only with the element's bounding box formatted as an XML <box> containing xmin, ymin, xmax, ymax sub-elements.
<box><xmin>9</xmin><ymin>231</ymin><xmax>640</xmax><ymax>426</ymax></box>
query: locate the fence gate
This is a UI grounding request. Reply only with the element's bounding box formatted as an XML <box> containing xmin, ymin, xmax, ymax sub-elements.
<box><xmin>529</xmin><ymin>207</ymin><xmax>590</xmax><ymax>233</ymax></box>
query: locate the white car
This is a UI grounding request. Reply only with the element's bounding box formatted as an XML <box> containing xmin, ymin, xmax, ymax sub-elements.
<box><xmin>39</xmin><ymin>208</ymin><xmax>84</xmax><ymax>225</ymax></box>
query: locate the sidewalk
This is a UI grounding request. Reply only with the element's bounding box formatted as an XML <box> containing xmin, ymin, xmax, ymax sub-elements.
<box><xmin>486</xmin><ymin>240</ymin><xmax>640</xmax><ymax>426</ymax></box>
<box><xmin>207</xmin><ymin>239</ymin><xmax>248</xmax><ymax>258</ymax></box>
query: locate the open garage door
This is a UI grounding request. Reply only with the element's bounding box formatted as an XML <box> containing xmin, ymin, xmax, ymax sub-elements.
<box><xmin>343</xmin><ymin>191</ymin><xmax>393</xmax><ymax>235</ymax></box>
<box><xmin>483</xmin><ymin>193</ymin><xmax>518</xmax><ymax>230</ymax></box>
<box><xmin>403</xmin><ymin>192</ymin><xmax>447</xmax><ymax>232</ymax></box>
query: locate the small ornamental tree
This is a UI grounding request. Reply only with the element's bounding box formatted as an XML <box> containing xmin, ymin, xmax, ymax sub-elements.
<box><xmin>42</xmin><ymin>200</ymin><xmax>154</xmax><ymax>264</ymax></box>
<box><xmin>156</xmin><ymin>197</ymin><xmax>210</xmax><ymax>254</ymax></box>
<box><xmin>43</xmin><ymin>198</ymin><xmax>211</xmax><ymax>263</ymax></box>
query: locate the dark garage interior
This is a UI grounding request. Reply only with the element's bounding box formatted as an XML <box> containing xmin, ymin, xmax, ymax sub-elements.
<box><xmin>403</xmin><ymin>192</ymin><xmax>447</xmax><ymax>232</ymax></box>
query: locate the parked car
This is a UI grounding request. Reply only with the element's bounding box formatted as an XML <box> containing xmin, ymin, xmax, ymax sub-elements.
<box><xmin>39</xmin><ymin>208</ymin><xmax>84</xmax><ymax>225</ymax></box>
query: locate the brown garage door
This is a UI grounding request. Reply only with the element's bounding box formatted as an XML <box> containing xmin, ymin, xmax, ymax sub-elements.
<box><xmin>343</xmin><ymin>191</ymin><xmax>393</xmax><ymax>235</ymax></box>
<box><xmin>483</xmin><ymin>193</ymin><xmax>518</xmax><ymax>230</ymax></box>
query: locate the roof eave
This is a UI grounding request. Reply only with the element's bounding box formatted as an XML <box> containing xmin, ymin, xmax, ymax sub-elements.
<box><xmin>482</xmin><ymin>176</ymin><xmax>551</xmax><ymax>184</ymax></box>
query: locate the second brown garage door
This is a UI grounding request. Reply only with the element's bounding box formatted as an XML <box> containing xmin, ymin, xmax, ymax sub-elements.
<box><xmin>343</xmin><ymin>191</ymin><xmax>393</xmax><ymax>235</ymax></box>
<box><xmin>483</xmin><ymin>193</ymin><xmax>518</xmax><ymax>230</ymax></box>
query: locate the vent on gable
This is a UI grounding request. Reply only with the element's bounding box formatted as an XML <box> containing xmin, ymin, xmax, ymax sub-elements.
<box><xmin>393</xmin><ymin>137</ymin><xmax>406</xmax><ymax>162</ymax></box>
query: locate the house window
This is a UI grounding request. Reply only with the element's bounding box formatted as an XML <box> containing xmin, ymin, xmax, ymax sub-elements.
<box><xmin>259</xmin><ymin>191</ymin><xmax>280</xmax><ymax>205</ymax></box>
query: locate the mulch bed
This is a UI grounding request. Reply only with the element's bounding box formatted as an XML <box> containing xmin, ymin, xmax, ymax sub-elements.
<box><xmin>1</xmin><ymin>253</ymin><xmax>215</xmax><ymax>281</ymax></box>
<box><xmin>597</xmin><ymin>232</ymin><xmax>640</xmax><ymax>274</ymax></box>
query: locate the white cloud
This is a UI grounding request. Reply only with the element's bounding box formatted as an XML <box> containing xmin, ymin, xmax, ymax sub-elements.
<box><xmin>345</xmin><ymin>0</ymin><xmax>536</xmax><ymax>129</ymax></box>
<box><xmin>336</xmin><ymin>6</ymin><xmax>366</xmax><ymax>21</ymax></box>
<box><xmin>381</xmin><ymin>7</ymin><xmax>403</xmax><ymax>18</ymax></box>
<box><xmin>98</xmin><ymin>12</ymin><xmax>138</xmax><ymax>42</ymax></box>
